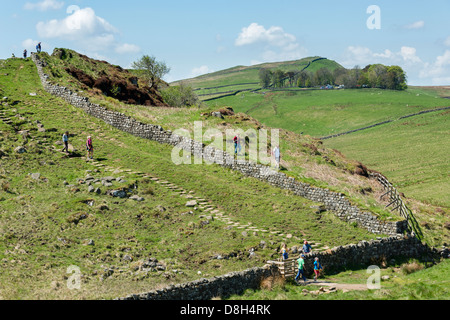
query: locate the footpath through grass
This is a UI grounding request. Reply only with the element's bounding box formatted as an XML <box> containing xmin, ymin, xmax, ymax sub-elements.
<box><xmin>0</xmin><ymin>58</ymin><xmax>380</xmax><ymax>300</ymax></box>
<box><xmin>228</xmin><ymin>259</ymin><xmax>450</xmax><ymax>300</ymax></box>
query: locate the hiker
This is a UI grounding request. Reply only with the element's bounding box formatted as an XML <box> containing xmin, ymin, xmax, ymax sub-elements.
<box><xmin>62</xmin><ymin>131</ymin><xmax>69</xmax><ymax>153</ymax></box>
<box><xmin>314</xmin><ymin>257</ymin><xmax>323</xmax><ymax>281</ymax></box>
<box><xmin>303</xmin><ymin>240</ymin><xmax>312</xmax><ymax>254</ymax></box>
<box><xmin>233</xmin><ymin>134</ymin><xmax>242</xmax><ymax>156</ymax></box>
<box><xmin>86</xmin><ymin>136</ymin><xmax>94</xmax><ymax>160</ymax></box>
<box><xmin>23</xmin><ymin>50</ymin><xmax>27</xmax><ymax>59</ymax></box>
<box><xmin>280</xmin><ymin>244</ymin><xmax>289</xmax><ymax>261</ymax></box>
<box><xmin>36</xmin><ymin>42</ymin><xmax>41</xmax><ymax>53</ymax></box>
<box><xmin>273</xmin><ymin>146</ymin><xmax>280</xmax><ymax>169</ymax></box>
<box><xmin>295</xmin><ymin>255</ymin><xmax>307</xmax><ymax>284</ymax></box>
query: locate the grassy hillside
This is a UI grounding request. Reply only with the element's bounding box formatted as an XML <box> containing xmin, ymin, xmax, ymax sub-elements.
<box><xmin>172</xmin><ymin>57</ymin><xmax>343</xmax><ymax>100</ymax></box>
<box><xmin>324</xmin><ymin>110</ymin><xmax>450</xmax><ymax>208</ymax></box>
<box><xmin>0</xmin><ymin>56</ymin><xmax>394</xmax><ymax>300</ymax></box>
<box><xmin>229</xmin><ymin>258</ymin><xmax>450</xmax><ymax>300</ymax></box>
<box><xmin>207</xmin><ymin>88</ymin><xmax>449</xmax><ymax>137</ymax></box>
<box><xmin>204</xmin><ymin>88</ymin><xmax>449</xmax><ymax>215</ymax></box>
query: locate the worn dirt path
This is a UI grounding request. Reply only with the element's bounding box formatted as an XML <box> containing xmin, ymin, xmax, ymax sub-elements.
<box><xmin>308</xmin><ymin>280</ymin><xmax>368</xmax><ymax>291</ymax></box>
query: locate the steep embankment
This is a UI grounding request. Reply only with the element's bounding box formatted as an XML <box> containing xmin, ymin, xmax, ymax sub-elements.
<box><xmin>0</xmin><ymin>56</ymin><xmax>392</xmax><ymax>300</ymax></box>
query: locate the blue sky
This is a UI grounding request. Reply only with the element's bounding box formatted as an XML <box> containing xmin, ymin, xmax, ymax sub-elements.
<box><xmin>2</xmin><ymin>0</ymin><xmax>450</xmax><ymax>85</ymax></box>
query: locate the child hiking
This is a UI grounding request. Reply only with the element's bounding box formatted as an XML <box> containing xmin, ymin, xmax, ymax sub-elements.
<box><xmin>86</xmin><ymin>136</ymin><xmax>94</xmax><ymax>160</ymax></box>
<box><xmin>280</xmin><ymin>244</ymin><xmax>289</xmax><ymax>261</ymax></box>
<box><xmin>314</xmin><ymin>257</ymin><xmax>323</xmax><ymax>281</ymax></box>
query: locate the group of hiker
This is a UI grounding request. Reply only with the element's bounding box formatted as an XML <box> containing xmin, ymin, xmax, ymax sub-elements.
<box><xmin>18</xmin><ymin>42</ymin><xmax>42</xmax><ymax>59</ymax></box>
<box><xmin>61</xmin><ymin>131</ymin><xmax>94</xmax><ymax>160</ymax></box>
<box><xmin>233</xmin><ymin>134</ymin><xmax>281</xmax><ymax>168</ymax></box>
<box><xmin>280</xmin><ymin>240</ymin><xmax>323</xmax><ymax>284</ymax></box>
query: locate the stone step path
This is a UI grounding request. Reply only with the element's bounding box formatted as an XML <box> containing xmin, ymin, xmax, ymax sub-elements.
<box><xmin>85</xmin><ymin>159</ymin><xmax>329</xmax><ymax>253</ymax></box>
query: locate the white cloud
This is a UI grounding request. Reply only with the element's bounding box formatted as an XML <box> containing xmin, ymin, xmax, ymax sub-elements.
<box><xmin>404</xmin><ymin>20</ymin><xmax>425</xmax><ymax>30</ymax></box>
<box><xmin>35</xmin><ymin>7</ymin><xmax>139</xmax><ymax>57</ymax></box>
<box><xmin>36</xmin><ymin>7</ymin><xmax>117</xmax><ymax>39</ymax></box>
<box><xmin>420</xmin><ymin>50</ymin><xmax>450</xmax><ymax>84</ymax></box>
<box><xmin>342</xmin><ymin>46</ymin><xmax>421</xmax><ymax>68</ymax></box>
<box><xmin>191</xmin><ymin>65</ymin><xmax>213</xmax><ymax>77</ymax></box>
<box><xmin>235</xmin><ymin>23</ymin><xmax>307</xmax><ymax>63</ymax></box>
<box><xmin>399</xmin><ymin>46</ymin><xmax>422</xmax><ymax>63</ymax></box>
<box><xmin>235</xmin><ymin>23</ymin><xmax>296</xmax><ymax>47</ymax></box>
<box><xmin>24</xmin><ymin>0</ymin><xmax>64</xmax><ymax>11</ymax></box>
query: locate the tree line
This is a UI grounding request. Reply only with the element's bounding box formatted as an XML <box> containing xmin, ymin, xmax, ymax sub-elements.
<box><xmin>259</xmin><ymin>64</ymin><xmax>408</xmax><ymax>90</ymax></box>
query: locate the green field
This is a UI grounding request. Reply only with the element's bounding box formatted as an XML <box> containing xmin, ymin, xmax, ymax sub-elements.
<box><xmin>0</xmin><ymin>57</ymin><xmax>391</xmax><ymax>300</ymax></box>
<box><xmin>229</xmin><ymin>258</ymin><xmax>450</xmax><ymax>300</ymax></box>
<box><xmin>0</xmin><ymin>53</ymin><xmax>448</xmax><ymax>300</ymax></box>
<box><xmin>207</xmin><ymin>88</ymin><xmax>449</xmax><ymax>137</ymax></box>
<box><xmin>324</xmin><ymin>110</ymin><xmax>450</xmax><ymax>208</ymax></box>
<box><xmin>205</xmin><ymin>88</ymin><xmax>450</xmax><ymax>211</ymax></box>
<box><xmin>173</xmin><ymin>57</ymin><xmax>343</xmax><ymax>99</ymax></box>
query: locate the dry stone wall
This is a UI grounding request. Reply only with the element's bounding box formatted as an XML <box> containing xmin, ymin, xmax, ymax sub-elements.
<box><xmin>116</xmin><ymin>235</ymin><xmax>441</xmax><ymax>300</ymax></box>
<box><xmin>32</xmin><ymin>53</ymin><xmax>407</xmax><ymax>237</ymax></box>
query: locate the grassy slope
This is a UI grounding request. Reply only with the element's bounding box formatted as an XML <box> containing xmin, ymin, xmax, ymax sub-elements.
<box><xmin>0</xmin><ymin>58</ymin><xmax>382</xmax><ymax>300</ymax></box>
<box><xmin>38</xmin><ymin>51</ymin><xmax>403</xmax><ymax>223</ymax></box>
<box><xmin>205</xmin><ymin>88</ymin><xmax>449</xmax><ymax>213</ymax></box>
<box><xmin>324</xmin><ymin>110</ymin><xmax>450</xmax><ymax>208</ymax></box>
<box><xmin>229</xmin><ymin>258</ymin><xmax>450</xmax><ymax>300</ymax></box>
<box><xmin>208</xmin><ymin>88</ymin><xmax>449</xmax><ymax>137</ymax></box>
<box><xmin>172</xmin><ymin>57</ymin><xmax>343</xmax><ymax>98</ymax></box>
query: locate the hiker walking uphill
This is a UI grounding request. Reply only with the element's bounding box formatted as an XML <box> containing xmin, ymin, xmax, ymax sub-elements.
<box><xmin>86</xmin><ymin>136</ymin><xmax>94</xmax><ymax>160</ymax></box>
<box><xmin>295</xmin><ymin>255</ymin><xmax>307</xmax><ymax>284</ymax></box>
<box><xmin>36</xmin><ymin>42</ymin><xmax>42</xmax><ymax>53</ymax></box>
<box><xmin>314</xmin><ymin>257</ymin><xmax>323</xmax><ymax>281</ymax></box>
<box><xmin>62</xmin><ymin>131</ymin><xmax>70</xmax><ymax>153</ymax></box>
<box><xmin>23</xmin><ymin>50</ymin><xmax>27</xmax><ymax>59</ymax></box>
<box><xmin>280</xmin><ymin>244</ymin><xmax>289</xmax><ymax>261</ymax></box>
<box><xmin>233</xmin><ymin>134</ymin><xmax>242</xmax><ymax>157</ymax></box>
<box><xmin>272</xmin><ymin>146</ymin><xmax>280</xmax><ymax>169</ymax></box>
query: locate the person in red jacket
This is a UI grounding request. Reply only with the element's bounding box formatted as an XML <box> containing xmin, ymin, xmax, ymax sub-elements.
<box><xmin>233</xmin><ymin>135</ymin><xmax>241</xmax><ymax>156</ymax></box>
<box><xmin>86</xmin><ymin>136</ymin><xmax>94</xmax><ymax>160</ymax></box>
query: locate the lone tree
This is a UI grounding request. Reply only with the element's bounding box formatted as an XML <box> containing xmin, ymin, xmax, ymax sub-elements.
<box><xmin>132</xmin><ymin>55</ymin><xmax>170</xmax><ymax>91</ymax></box>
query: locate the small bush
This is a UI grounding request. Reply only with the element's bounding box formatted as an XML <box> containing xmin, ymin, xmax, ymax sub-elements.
<box><xmin>260</xmin><ymin>274</ymin><xmax>286</xmax><ymax>291</ymax></box>
<box><xmin>160</xmin><ymin>83</ymin><xmax>199</xmax><ymax>107</ymax></box>
<box><xmin>401</xmin><ymin>261</ymin><xmax>424</xmax><ymax>275</ymax></box>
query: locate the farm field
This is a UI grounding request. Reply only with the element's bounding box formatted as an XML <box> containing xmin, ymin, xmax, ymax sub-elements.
<box><xmin>205</xmin><ymin>87</ymin><xmax>449</xmax><ymax>211</ymax></box>
<box><xmin>206</xmin><ymin>87</ymin><xmax>449</xmax><ymax>137</ymax></box>
<box><xmin>0</xmin><ymin>56</ymin><xmax>389</xmax><ymax>300</ymax></box>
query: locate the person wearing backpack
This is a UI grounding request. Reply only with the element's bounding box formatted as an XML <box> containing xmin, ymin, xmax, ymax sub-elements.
<box><xmin>314</xmin><ymin>257</ymin><xmax>323</xmax><ymax>281</ymax></box>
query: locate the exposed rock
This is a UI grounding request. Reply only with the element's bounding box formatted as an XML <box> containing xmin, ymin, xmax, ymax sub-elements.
<box><xmin>186</xmin><ymin>200</ymin><xmax>197</xmax><ymax>207</ymax></box>
<box><xmin>129</xmin><ymin>195</ymin><xmax>144</xmax><ymax>202</ymax></box>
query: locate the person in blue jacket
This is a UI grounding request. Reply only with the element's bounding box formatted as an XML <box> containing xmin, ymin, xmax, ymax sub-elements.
<box><xmin>314</xmin><ymin>257</ymin><xmax>323</xmax><ymax>281</ymax></box>
<box><xmin>303</xmin><ymin>240</ymin><xmax>312</xmax><ymax>254</ymax></box>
